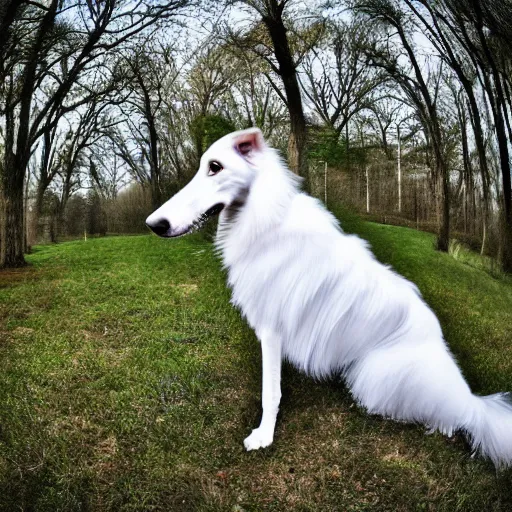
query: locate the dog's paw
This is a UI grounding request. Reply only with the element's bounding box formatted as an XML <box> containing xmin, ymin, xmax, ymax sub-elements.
<box><xmin>243</xmin><ymin>428</ymin><xmax>273</xmax><ymax>451</ymax></box>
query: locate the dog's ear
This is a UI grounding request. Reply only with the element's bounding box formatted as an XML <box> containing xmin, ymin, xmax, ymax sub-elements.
<box><xmin>234</xmin><ymin>128</ymin><xmax>265</xmax><ymax>158</ymax></box>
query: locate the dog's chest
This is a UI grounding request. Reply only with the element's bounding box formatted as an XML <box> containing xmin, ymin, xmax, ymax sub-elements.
<box><xmin>222</xmin><ymin>235</ymin><xmax>333</xmax><ymax>340</ymax></box>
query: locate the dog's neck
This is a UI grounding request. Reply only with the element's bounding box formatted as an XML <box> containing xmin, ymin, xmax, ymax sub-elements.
<box><xmin>215</xmin><ymin>149</ymin><xmax>301</xmax><ymax>265</ymax></box>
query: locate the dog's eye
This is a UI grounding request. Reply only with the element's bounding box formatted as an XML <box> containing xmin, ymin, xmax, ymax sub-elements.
<box><xmin>208</xmin><ymin>161</ymin><xmax>223</xmax><ymax>176</ymax></box>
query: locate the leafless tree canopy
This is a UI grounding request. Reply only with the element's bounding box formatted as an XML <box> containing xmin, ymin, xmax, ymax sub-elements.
<box><xmin>1</xmin><ymin>0</ymin><xmax>512</xmax><ymax>271</ymax></box>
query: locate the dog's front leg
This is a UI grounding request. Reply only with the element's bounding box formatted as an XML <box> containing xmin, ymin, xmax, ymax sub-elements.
<box><xmin>244</xmin><ymin>329</ymin><xmax>282</xmax><ymax>451</ymax></box>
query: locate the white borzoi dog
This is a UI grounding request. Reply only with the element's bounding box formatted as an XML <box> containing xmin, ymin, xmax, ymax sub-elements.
<box><xmin>146</xmin><ymin>127</ymin><xmax>512</xmax><ymax>468</ymax></box>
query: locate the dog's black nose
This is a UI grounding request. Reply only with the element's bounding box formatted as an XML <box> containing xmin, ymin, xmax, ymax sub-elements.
<box><xmin>146</xmin><ymin>218</ymin><xmax>171</xmax><ymax>236</ymax></box>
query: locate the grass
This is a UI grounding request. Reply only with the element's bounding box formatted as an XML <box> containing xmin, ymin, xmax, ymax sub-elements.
<box><xmin>0</xmin><ymin>211</ymin><xmax>511</xmax><ymax>511</ymax></box>
<box><xmin>448</xmin><ymin>239</ymin><xmax>506</xmax><ymax>280</ymax></box>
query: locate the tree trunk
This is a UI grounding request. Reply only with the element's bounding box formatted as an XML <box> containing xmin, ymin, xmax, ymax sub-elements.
<box><xmin>1</xmin><ymin>160</ymin><xmax>26</xmax><ymax>267</ymax></box>
<box><xmin>436</xmin><ymin>157</ymin><xmax>450</xmax><ymax>252</ymax></box>
<box><xmin>502</xmin><ymin>220</ymin><xmax>512</xmax><ymax>273</ymax></box>
<box><xmin>262</xmin><ymin>5</ymin><xmax>308</xmax><ymax>188</ymax></box>
<box><xmin>462</xmin><ymin>179</ymin><xmax>467</xmax><ymax>234</ymax></box>
<box><xmin>481</xmin><ymin>218</ymin><xmax>487</xmax><ymax>256</ymax></box>
<box><xmin>486</xmin><ymin>84</ymin><xmax>512</xmax><ymax>269</ymax></box>
<box><xmin>346</xmin><ymin>122</ymin><xmax>350</xmax><ymax>173</ymax></box>
<box><xmin>415</xmin><ymin>177</ymin><xmax>419</xmax><ymax>229</ymax></box>
<box><xmin>23</xmin><ymin>170</ymin><xmax>31</xmax><ymax>253</ymax></box>
<box><xmin>472</xmin><ymin>183</ymin><xmax>477</xmax><ymax>236</ymax></box>
<box><xmin>141</xmin><ymin>81</ymin><xmax>162</xmax><ymax>210</ymax></box>
<box><xmin>0</xmin><ymin>0</ymin><xmax>21</xmax><ymax>58</ymax></box>
<box><xmin>34</xmin><ymin>179</ymin><xmax>48</xmax><ymax>241</ymax></box>
<box><xmin>495</xmin><ymin>99</ymin><xmax>512</xmax><ymax>271</ymax></box>
<box><xmin>286</xmin><ymin>117</ymin><xmax>307</xmax><ymax>183</ymax></box>
<box><xmin>0</xmin><ymin>0</ymin><xmax>57</xmax><ymax>267</ymax></box>
<box><xmin>151</xmin><ymin>178</ymin><xmax>162</xmax><ymax>211</ymax></box>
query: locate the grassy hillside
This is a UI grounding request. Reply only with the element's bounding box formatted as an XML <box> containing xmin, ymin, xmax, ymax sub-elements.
<box><xmin>1</xmin><ymin>216</ymin><xmax>511</xmax><ymax>511</ymax></box>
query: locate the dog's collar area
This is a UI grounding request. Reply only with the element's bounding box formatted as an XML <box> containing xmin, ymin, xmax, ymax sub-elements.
<box><xmin>204</xmin><ymin>203</ymin><xmax>225</xmax><ymax>218</ymax></box>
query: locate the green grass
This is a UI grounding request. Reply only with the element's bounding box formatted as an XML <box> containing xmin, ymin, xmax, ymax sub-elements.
<box><xmin>0</xmin><ymin>213</ymin><xmax>511</xmax><ymax>511</ymax></box>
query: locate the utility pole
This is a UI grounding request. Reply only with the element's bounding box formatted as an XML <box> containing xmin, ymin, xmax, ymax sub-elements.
<box><xmin>397</xmin><ymin>122</ymin><xmax>402</xmax><ymax>213</ymax></box>
<box><xmin>359</xmin><ymin>127</ymin><xmax>369</xmax><ymax>214</ymax></box>
<box><xmin>324</xmin><ymin>160</ymin><xmax>328</xmax><ymax>206</ymax></box>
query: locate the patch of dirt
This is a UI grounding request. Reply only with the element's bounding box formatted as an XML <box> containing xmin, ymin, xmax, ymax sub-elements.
<box><xmin>0</xmin><ymin>331</ymin><xmax>12</xmax><ymax>344</ymax></box>
<box><xmin>92</xmin><ymin>435</ymin><xmax>120</xmax><ymax>477</ymax></box>
<box><xmin>13</xmin><ymin>326</ymin><xmax>35</xmax><ymax>337</ymax></box>
<box><xmin>97</xmin><ymin>435</ymin><xmax>118</xmax><ymax>457</ymax></box>
<box><xmin>0</xmin><ymin>267</ymin><xmax>39</xmax><ymax>288</ymax></box>
<box><xmin>49</xmin><ymin>415</ymin><xmax>102</xmax><ymax>438</ymax></box>
<box><xmin>382</xmin><ymin>449</ymin><xmax>410</xmax><ymax>463</ymax></box>
<box><xmin>80</xmin><ymin>329</ymin><xmax>105</xmax><ymax>341</ymax></box>
<box><xmin>170</xmin><ymin>283</ymin><xmax>198</xmax><ymax>296</ymax></box>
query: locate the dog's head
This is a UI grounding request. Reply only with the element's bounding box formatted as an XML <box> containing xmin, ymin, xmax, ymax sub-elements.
<box><xmin>146</xmin><ymin>128</ymin><xmax>265</xmax><ymax>237</ymax></box>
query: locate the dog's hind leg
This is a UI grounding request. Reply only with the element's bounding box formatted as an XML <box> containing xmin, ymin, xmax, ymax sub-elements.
<box><xmin>244</xmin><ymin>329</ymin><xmax>282</xmax><ymax>451</ymax></box>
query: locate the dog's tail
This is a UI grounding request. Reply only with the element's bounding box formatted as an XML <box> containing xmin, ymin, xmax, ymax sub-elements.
<box><xmin>347</xmin><ymin>341</ymin><xmax>512</xmax><ymax>468</ymax></box>
<box><xmin>464</xmin><ymin>393</ymin><xmax>512</xmax><ymax>468</ymax></box>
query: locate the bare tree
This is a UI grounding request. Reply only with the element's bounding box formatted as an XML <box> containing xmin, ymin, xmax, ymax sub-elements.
<box><xmin>229</xmin><ymin>0</ymin><xmax>315</xmax><ymax>187</ymax></box>
<box><xmin>301</xmin><ymin>20</ymin><xmax>385</xmax><ymax>141</ymax></box>
<box><xmin>187</xmin><ymin>44</ymin><xmax>240</xmax><ymax>163</ymax></box>
<box><xmin>89</xmin><ymin>137</ymin><xmax>128</xmax><ymax>202</ymax></box>
<box><xmin>0</xmin><ymin>0</ymin><xmax>21</xmax><ymax>60</ymax></box>
<box><xmin>420</xmin><ymin>0</ymin><xmax>512</xmax><ymax>269</ymax></box>
<box><xmin>354</xmin><ymin>0</ymin><xmax>452</xmax><ymax>251</ymax></box>
<box><xmin>382</xmin><ymin>0</ymin><xmax>492</xmax><ymax>254</ymax></box>
<box><xmin>32</xmin><ymin>86</ymin><xmax>124</xmax><ymax>236</ymax></box>
<box><xmin>354</xmin><ymin>0</ymin><xmax>512</xmax><ymax>268</ymax></box>
<box><xmin>368</xmin><ymin>96</ymin><xmax>404</xmax><ymax>159</ymax></box>
<box><xmin>0</xmin><ymin>0</ymin><xmax>190</xmax><ymax>268</ymax></box>
<box><xmin>107</xmin><ymin>42</ymin><xmax>186</xmax><ymax>209</ymax></box>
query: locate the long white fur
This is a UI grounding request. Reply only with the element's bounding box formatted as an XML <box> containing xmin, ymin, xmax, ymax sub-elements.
<box><xmin>147</xmin><ymin>128</ymin><xmax>512</xmax><ymax>467</ymax></box>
